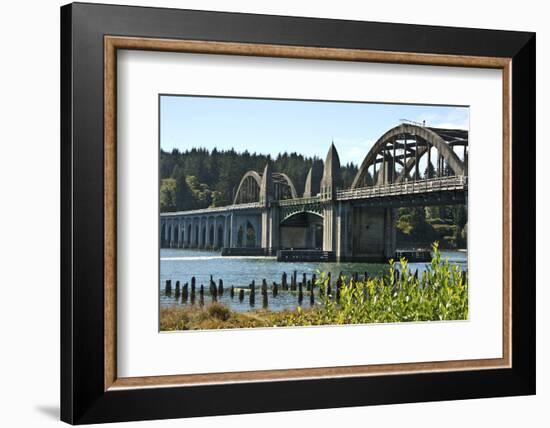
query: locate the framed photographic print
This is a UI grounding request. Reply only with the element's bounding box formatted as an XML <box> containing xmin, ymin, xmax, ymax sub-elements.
<box><xmin>60</xmin><ymin>2</ymin><xmax>536</xmax><ymax>424</ymax></box>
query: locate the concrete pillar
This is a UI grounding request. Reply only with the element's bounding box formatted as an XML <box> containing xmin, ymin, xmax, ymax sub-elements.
<box><xmin>193</xmin><ymin>218</ymin><xmax>199</xmax><ymax>247</ymax></box>
<box><xmin>261</xmin><ymin>209</ymin><xmax>270</xmax><ymax>249</ymax></box>
<box><xmin>255</xmin><ymin>216</ymin><xmax>262</xmax><ymax>248</ymax></box>
<box><xmin>322</xmin><ymin>202</ymin><xmax>336</xmax><ymax>252</ymax></box>
<box><xmin>205</xmin><ymin>217</ymin><xmax>211</xmax><ymax>248</ymax></box>
<box><xmin>160</xmin><ymin>219</ymin><xmax>166</xmax><ymax>247</ymax></box>
<box><xmin>183</xmin><ymin>219</ymin><xmax>188</xmax><ymax>247</ymax></box>
<box><xmin>198</xmin><ymin>218</ymin><xmax>205</xmax><ymax>248</ymax></box>
<box><xmin>224</xmin><ymin>215</ymin><xmax>230</xmax><ymax>248</ymax></box>
<box><xmin>230</xmin><ymin>213</ymin><xmax>237</xmax><ymax>248</ymax></box>
<box><xmin>213</xmin><ymin>217</ymin><xmax>218</xmax><ymax>248</ymax></box>
<box><xmin>269</xmin><ymin>207</ymin><xmax>279</xmax><ymax>251</ymax></box>
<box><xmin>170</xmin><ymin>221</ymin><xmax>175</xmax><ymax>248</ymax></box>
<box><xmin>383</xmin><ymin>208</ymin><xmax>396</xmax><ymax>258</ymax></box>
<box><xmin>335</xmin><ymin>201</ymin><xmax>351</xmax><ymax>261</ymax></box>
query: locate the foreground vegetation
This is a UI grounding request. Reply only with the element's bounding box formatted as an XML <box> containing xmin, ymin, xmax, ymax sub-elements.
<box><xmin>160</xmin><ymin>244</ymin><xmax>468</xmax><ymax>331</ymax></box>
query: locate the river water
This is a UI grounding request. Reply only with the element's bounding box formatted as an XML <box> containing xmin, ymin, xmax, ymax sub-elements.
<box><xmin>160</xmin><ymin>248</ymin><xmax>467</xmax><ymax>312</ymax></box>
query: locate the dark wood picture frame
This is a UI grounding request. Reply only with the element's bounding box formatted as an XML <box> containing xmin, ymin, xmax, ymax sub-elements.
<box><xmin>61</xmin><ymin>2</ymin><xmax>535</xmax><ymax>424</ymax></box>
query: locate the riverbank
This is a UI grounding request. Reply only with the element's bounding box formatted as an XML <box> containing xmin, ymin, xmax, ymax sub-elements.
<box><xmin>160</xmin><ymin>304</ymin><xmax>324</xmax><ymax>330</ymax></box>
<box><xmin>160</xmin><ymin>244</ymin><xmax>468</xmax><ymax>330</ymax></box>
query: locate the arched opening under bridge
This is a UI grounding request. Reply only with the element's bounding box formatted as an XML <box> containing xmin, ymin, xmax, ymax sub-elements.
<box><xmin>236</xmin><ymin>221</ymin><xmax>257</xmax><ymax>247</ymax></box>
<box><xmin>216</xmin><ymin>224</ymin><xmax>224</xmax><ymax>248</ymax></box>
<box><xmin>279</xmin><ymin>212</ymin><xmax>323</xmax><ymax>250</ymax></box>
<box><xmin>160</xmin><ymin>223</ymin><xmax>166</xmax><ymax>247</ymax></box>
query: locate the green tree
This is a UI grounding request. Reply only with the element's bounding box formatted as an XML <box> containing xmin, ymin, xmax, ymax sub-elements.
<box><xmin>160</xmin><ymin>178</ymin><xmax>177</xmax><ymax>212</ymax></box>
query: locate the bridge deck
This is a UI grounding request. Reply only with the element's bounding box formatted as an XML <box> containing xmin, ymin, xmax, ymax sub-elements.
<box><xmin>161</xmin><ymin>176</ymin><xmax>467</xmax><ymax>218</ymax></box>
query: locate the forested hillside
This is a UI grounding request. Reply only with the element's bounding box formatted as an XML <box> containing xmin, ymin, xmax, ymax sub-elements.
<box><xmin>160</xmin><ymin>148</ymin><xmax>358</xmax><ymax>212</ymax></box>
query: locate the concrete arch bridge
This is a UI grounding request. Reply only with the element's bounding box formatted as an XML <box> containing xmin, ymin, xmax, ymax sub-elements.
<box><xmin>161</xmin><ymin>123</ymin><xmax>468</xmax><ymax>261</ymax></box>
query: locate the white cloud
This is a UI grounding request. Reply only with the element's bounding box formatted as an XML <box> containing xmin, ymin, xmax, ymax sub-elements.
<box><xmin>410</xmin><ymin>108</ymin><xmax>469</xmax><ymax>130</ymax></box>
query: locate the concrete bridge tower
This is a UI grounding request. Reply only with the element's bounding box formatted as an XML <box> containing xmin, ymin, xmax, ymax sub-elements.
<box><xmin>320</xmin><ymin>143</ymin><xmax>346</xmax><ymax>257</ymax></box>
<box><xmin>259</xmin><ymin>163</ymin><xmax>279</xmax><ymax>253</ymax></box>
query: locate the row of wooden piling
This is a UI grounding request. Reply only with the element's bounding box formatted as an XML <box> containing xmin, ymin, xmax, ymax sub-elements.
<box><xmin>164</xmin><ymin>271</ymin><xmax>343</xmax><ymax>308</ymax></box>
<box><xmin>163</xmin><ymin>268</ymin><xmax>465</xmax><ymax>309</ymax></box>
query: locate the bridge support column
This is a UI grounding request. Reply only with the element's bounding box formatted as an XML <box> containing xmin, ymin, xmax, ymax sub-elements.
<box><xmin>224</xmin><ymin>215</ymin><xmax>230</xmax><ymax>248</ymax></box>
<box><xmin>322</xmin><ymin>202</ymin><xmax>336</xmax><ymax>253</ymax></box>
<box><xmin>230</xmin><ymin>213</ymin><xmax>237</xmax><ymax>248</ymax></box>
<box><xmin>161</xmin><ymin>219</ymin><xmax>167</xmax><ymax>248</ymax></box>
<box><xmin>269</xmin><ymin>207</ymin><xmax>279</xmax><ymax>252</ymax></box>
<box><xmin>191</xmin><ymin>219</ymin><xmax>196</xmax><ymax>247</ymax></box>
<box><xmin>335</xmin><ymin>202</ymin><xmax>351</xmax><ymax>261</ymax></box>
<box><xmin>169</xmin><ymin>220</ymin><xmax>175</xmax><ymax>248</ymax></box>
<box><xmin>383</xmin><ymin>208</ymin><xmax>397</xmax><ymax>259</ymax></box>
<box><xmin>261</xmin><ymin>206</ymin><xmax>279</xmax><ymax>254</ymax></box>
<box><xmin>205</xmin><ymin>217</ymin><xmax>212</xmax><ymax>249</ymax></box>
<box><xmin>198</xmin><ymin>218</ymin><xmax>205</xmax><ymax>248</ymax></box>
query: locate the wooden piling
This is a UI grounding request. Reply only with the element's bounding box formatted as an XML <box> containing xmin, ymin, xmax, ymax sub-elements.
<box><xmin>291</xmin><ymin>270</ymin><xmax>297</xmax><ymax>291</ymax></box>
<box><xmin>181</xmin><ymin>283</ymin><xmax>188</xmax><ymax>303</ymax></box>
<box><xmin>218</xmin><ymin>279</ymin><xmax>224</xmax><ymax>296</ymax></box>
<box><xmin>298</xmin><ymin>282</ymin><xmax>303</xmax><ymax>305</ymax></box>
<box><xmin>199</xmin><ymin>285</ymin><xmax>204</xmax><ymax>306</ymax></box>
<box><xmin>336</xmin><ymin>276</ymin><xmax>342</xmax><ymax>301</ymax></box>
<box><xmin>282</xmin><ymin>272</ymin><xmax>288</xmax><ymax>290</ymax></box>
<box><xmin>165</xmin><ymin>279</ymin><xmax>172</xmax><ymax>294</ymax></box>
<box><xmin>230</xmin><ymin>286</ymin><xmax>235</xmax><ymax>298</ymax></box>
<box><xmin>249</xmin><ymin>282</ymin><xmax>255</xmax><ymax>306</ymax></box>
<box><xmin>239</xmin><ymin>288</ymin><xmax>245</xmax><ymax>302</ymax></box>
<box><xmin>262</xmin><ymin>292</ymin><xmax>268</xmax><ymax>309</ymax></box>
<box><xmin>311</xmin><ymin>273</ymin><xmax>317</xmax><ymax>288</ymax></box>
<box><xmin>209</xmin><ymin>276</ymin><xmax>217</xmax><ymax>298</ymax></box>
<box><xmin>175</xmin><ymin>280</ymin><xmax>181</xmax><ymax>298</ymax></box>
<box><xmin>272</xmin><ymin>282</ymin><xmax>278</xmax><ymax>297</ymax></box>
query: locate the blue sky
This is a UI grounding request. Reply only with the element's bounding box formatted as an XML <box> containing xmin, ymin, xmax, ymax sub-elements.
<box><xmin>160</xmin><ymin>95</ymin><xmax>469</xmax><ymax>166</ymax></box>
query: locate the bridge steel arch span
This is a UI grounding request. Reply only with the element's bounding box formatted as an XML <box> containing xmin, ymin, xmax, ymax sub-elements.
<box><xmin>351</xmin><ymin>124</ymin><xmax>467</xmax><ymax>189</ymax></box>
<box><xmin>280</xmin><ymin>204</ymin><xmax>323</xmax><ymax>224</ymax></box>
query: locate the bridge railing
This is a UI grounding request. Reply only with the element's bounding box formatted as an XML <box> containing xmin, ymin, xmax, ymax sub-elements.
<box><xmin>278</xmin><ymin>196</ymin><xmax>321</xmax><ymax>206</ymax></box>
<box><xmin>336</xmin><ymin>175</ymin><xmax>467</xmax><ymax>201</ymax></box>
<box><xmin>160</xmin><ymin>201</ymin><xmax>262</xmax><ymax>217</ymax></box>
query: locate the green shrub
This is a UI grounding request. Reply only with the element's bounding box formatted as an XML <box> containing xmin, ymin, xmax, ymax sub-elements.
<box><xmin>317</xmin><ymin>242</ymin><xmax>468</xmax><ymax>324</ymax></box>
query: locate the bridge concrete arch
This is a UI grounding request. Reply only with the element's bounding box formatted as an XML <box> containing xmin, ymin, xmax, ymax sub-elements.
<box><xmin>233</xmin><ymin>170</ymin><xmax>262</xmax><ymax>204</ymax></box>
